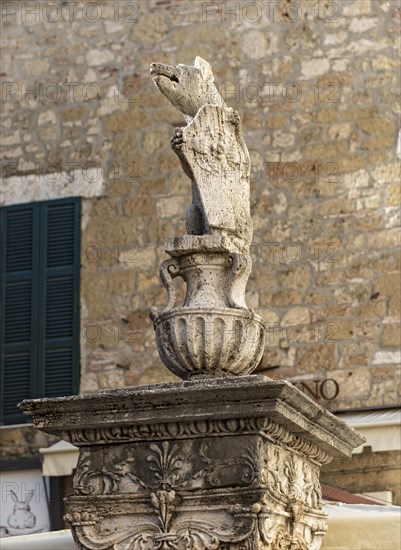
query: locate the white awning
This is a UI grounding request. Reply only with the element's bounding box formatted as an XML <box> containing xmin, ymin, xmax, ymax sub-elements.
<box><xmin>335</xmin><ymin>409</ymin><xmax>401</xmax><ymax>454</ymax></box>
<box><xmin>321</xmin><ymin>503</ymin><xmax>401</xmax><ymax>549</ymax></box>
<box><xmin>39</xmin><ymin>440</ymin><xmax>78</xmax><ymax>476</ymax></box>
<box><xmin>0</xmin><ymin>529</ymin><xmax>74</xmax><ymax>549</ymax></box>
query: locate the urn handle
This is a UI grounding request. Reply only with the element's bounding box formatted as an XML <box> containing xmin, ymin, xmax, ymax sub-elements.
<box><xmin>150</xmin><ymin>260</ymin><xmax>180</xmax><ymax>321</ymax></box>
<box><xmin>227</xmin><ymin>253</ymin><xmax>252</xmax><ymax>309</ymax></box>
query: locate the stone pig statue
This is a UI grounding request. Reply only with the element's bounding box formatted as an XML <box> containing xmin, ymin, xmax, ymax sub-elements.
<box><xmin>150</xmin><ymin>57</ymin><xmax>252</xmax><ymax>255</ymax></box>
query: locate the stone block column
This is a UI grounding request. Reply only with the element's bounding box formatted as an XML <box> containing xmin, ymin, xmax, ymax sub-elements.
<box><xmin>21</xmin><ymin>376</ymin><xmax>364</xmax><ymax>549</ymax></box>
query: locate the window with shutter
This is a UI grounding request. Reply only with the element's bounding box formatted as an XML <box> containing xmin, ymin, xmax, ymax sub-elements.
<box><xmin>0</xmin><ymin>198</ymin><xmax>80</xmax><ymax>425</ymax></box>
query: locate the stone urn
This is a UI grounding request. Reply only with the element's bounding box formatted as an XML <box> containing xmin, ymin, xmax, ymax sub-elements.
<box><xmin>151</xmin><ymin>235</ymin><xmax>266</xmax><ymax>379</ymax></box>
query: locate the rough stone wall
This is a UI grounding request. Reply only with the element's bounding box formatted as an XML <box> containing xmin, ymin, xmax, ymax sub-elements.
<box><xmin>321</xmin><ymin>447</ymin><xmax>401</xmax><ymax>506</ymax></box>
<box><xmin>1</xmin><ymin>0</ymin><xmax>400</xmax><ymax>415</ymax></box>
<box><xmin>0</xmin><ymin>426</ymin><xmax>57</xmax><ymax>460</ymax></box>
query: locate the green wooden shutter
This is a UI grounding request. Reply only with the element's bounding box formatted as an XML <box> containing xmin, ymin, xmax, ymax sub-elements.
<box><xmin>41</xmin><ymin>200</ymin><xmax>80</xmax><ymax>398</ymax></box>
<box><xmin>0</xmin><ymin>198</ymin><xmax>80</xmax><ymax>425</ymax></box>
<box><xmin>0</xmin><ymin>206</ymin><xmax>37</xmax><ymax>424</ymax></box>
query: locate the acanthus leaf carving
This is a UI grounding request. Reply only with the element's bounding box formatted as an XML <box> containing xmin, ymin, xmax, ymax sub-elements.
<box><xmin>68</xmin><ymin>457</ymin><xmax>327</xmax><ymax>550</ymax></box>
<box><xmin>67</xmin><ymin>506</ymin><xmax>256</xmax><ymax>550</ymax></box>
<box><xmin>73</xmin><ymin>440</ymin><xmax>257</xmax><ymax>497</ymax></box>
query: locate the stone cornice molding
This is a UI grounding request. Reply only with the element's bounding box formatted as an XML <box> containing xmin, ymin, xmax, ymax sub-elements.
<box><xmin>20</xmin><ymin>376</ymin><xmax>365</xmax><ymax>460</ymax></box>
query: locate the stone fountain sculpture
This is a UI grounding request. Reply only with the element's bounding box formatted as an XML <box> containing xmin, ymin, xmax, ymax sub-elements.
<box><xmin>20</xmin><ymin>57</ymin><xmax>365</xmax><ymax>550</ymax></box>
<box><xmin>150</xmin><ymin>56</ymin><xmax>265</xmax><ymax>379</ymax></box>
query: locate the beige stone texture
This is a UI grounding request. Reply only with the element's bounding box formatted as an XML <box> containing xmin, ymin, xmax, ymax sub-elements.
<box><xmin>330</xmin><ymin>368</ymin><xmax>371</xmax><ymax>399</ymax></box>
<box><xmin>131</xmin><ymin>14</ymin><xmax>168</xmax><ymax>46</ymax></box>
<box><xmin>104</xmin><ymin>111</ymin><xmax>153</xmax><ymax>134</ymax></box>
<box><xmin>328</xmin><ymin>320</ymin><xmax>355</xmax><ymax>341</ymax></box>
<box><xmin>0</xmin><ymin>427</ymin><xmax>58</xmax><ymax>459</ymax></box>
<box><xmin>296</xmin><ymin>344</ymin><xmax>337</xmax><ymax>373</ymax></box>
<box><xmin>381</xmin><ymin>324</ymin><xmax>401</xmax><ymax>347</ymax></box>
<box><xmin>386</xmin><ymin>183</ymin><xmax>401</xmax><ymax>207</ymax></box>
<box><xmin>281</xmin><ymin>307</ymin><xmax>310</xmax><ymax>326</ymax></box>
<box><xmin>374</xmin><ymin>273</ymin><xmax>401</xmax><ymax>316</ymax></box>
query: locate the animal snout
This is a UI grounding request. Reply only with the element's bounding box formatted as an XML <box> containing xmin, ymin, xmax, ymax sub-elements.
<box><xmin>150</xmin><ymin>63</ymin><xmax>179</xmax><ymax>82</ymax></box>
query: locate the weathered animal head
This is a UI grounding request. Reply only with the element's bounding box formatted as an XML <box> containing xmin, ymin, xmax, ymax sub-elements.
<box><xmin>150</xmin><ymin>56</ymin><xmax>224</xmax><ymax>121</ymax></box>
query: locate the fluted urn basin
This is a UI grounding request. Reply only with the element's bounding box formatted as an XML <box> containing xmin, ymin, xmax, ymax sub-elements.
<box><xmin>154</xmin><ymin>307</ymin><xmax>266</xmax><ymax>379</ymax></box>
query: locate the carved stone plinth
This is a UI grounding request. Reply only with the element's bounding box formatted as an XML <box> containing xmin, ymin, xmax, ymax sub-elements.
<box><xmin>21</xmin><ymin>376</ymin><xmax>364</xmax><ymax>549</ymax></box>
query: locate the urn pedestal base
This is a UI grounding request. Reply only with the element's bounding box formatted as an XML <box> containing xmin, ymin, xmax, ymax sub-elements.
<box><xmin>21</xmin><ymin>376</ymin><xmax>364</xmax><ymax>550</ymax></box>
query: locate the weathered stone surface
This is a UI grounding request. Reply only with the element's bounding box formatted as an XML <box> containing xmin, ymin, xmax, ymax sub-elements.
<box><xmin>150</xmin><ymin>57</ymin><xmax>252</xmax><ymax>254</ymax></box>
<box><xmin>153</xmin><ymin>307</ymin><xmax>265</xmax><ymax>379</ymax></box>
<box><xmin>21</xmin><ymin>377</ymin><xmax>363</xmax><ymax>455</ymax></box>
<box><xmin>149</xmin><ymin>58</ymin><xmax>266</xmax><ymax>378</ymax></box>
<box><xmin>20</xmin><ymin>377</ymin><xmax>364</xmax><ymax>549</ymax></box>
<box><xmin>0</xmin><ymin>169</ymin><xmax>106</xmax><ymax>206</ymax></box>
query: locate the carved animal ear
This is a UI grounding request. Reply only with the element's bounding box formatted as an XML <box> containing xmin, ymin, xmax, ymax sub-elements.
<box><xmin>25</xmin><ymin>492</ymin><xmax>34</xmax><ymax>504</ymax></box>
<box><xmin>194</xmin><ymin>57</ymin><xmax>214</xmax><ymax>82</ymax></box>
<box><xmin>10</xmin><ymin>490</ymin><xmax>18</xmax><ymax>503</ymax></box>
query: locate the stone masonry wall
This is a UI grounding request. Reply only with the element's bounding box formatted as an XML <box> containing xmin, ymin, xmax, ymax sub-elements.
<box><xmin>1</xmin><ymin>0</ymin><xmax>400</xmax><ymax>421</ymax></box>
